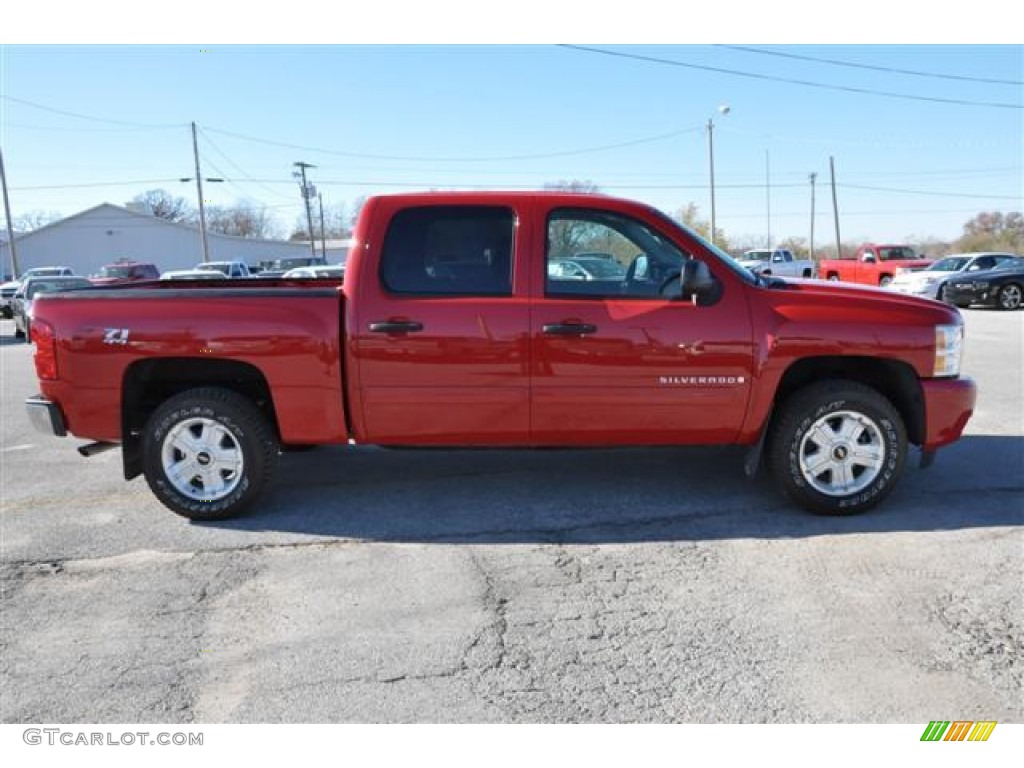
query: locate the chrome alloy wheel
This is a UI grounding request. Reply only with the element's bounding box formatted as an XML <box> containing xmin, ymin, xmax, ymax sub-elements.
<box><xmin>161</xmin><ymin>416</ymin><xmax>245</xmax><ymax>501</ymax></box>
<box><xmin>998</xmin><ymin>284</ymin><xmax>1022</xmax><ymax>310</ymax></box>
<box><xmin>797</xmin><ymin>410</ymin><xmax>886</xmax><ymax>497</ymax></box>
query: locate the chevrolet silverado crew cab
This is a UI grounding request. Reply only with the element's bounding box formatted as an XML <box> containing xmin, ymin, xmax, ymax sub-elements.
<box><xmin>25</xmin><ymin>192</ymin><xmax>976</xmax><ymax>521</ymax></box>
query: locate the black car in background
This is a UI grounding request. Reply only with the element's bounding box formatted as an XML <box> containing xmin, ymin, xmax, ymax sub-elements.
<box><xmin>12</xmin><ymin>275</ymin><xmax>94</xmax><ymax>341</ymax></box>
<box><xmin>943</xmin><ymin>256</ymin><xmax>1024</xmax><ymax>310</ymax></box>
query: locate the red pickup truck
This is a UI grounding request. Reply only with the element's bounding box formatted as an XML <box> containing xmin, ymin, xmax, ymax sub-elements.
<box><xmin>817</xmin><ymin>243</ymin><xmax>933</xmax><ymax>287</ymax></box>
<box><xmin>25</xmin><ymin>192</ymin><xmax>976</xmax><ymax>520</ymax></box>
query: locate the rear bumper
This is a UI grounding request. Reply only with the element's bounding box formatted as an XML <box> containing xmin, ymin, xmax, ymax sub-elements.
<box><xmin>25</xmin><ymin>395</ymin><xmax>67</xmax><ymax>437</ymax></box>
<box><xmin>921</xmin><ymin>376</ymin><xmax>976</xmax><ymax>452</ymax></box>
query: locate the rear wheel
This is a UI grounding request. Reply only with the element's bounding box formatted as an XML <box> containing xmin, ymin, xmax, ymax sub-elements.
<box><xmin>879</xmin><ymin>275</ymin><xmax>893</xmax><ymax>287</ymax></box>
<box><xmin>997</xmin><ymin>283</ymin><xmax>1022</xmax><ymax>310</ymax></box>
<box><xmin>142</xmin><ymin>387</ymin><xmax>278</xmax><ymax>520</ymax></box>
<box><xmin>827</xmin><ymin>273</ymin><xmax>840</xmax><ymax>281</ymax></box>
<box><xmin>767</xmin><ymin>380</ymin><xmax>907</xmax><ymax>515</ymax></box>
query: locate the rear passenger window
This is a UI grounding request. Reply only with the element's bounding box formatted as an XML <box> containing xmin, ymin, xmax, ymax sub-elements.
<box><xmin>380</xmin><ymin>206</ymin><xmax>514</xmax><ymax>296</ymax></box>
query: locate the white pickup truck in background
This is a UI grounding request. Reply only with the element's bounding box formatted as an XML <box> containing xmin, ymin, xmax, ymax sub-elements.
<box><xmin>738</xmin><ymin>248</ymin><xmax>815</xmax><ymax>278</ymax></box>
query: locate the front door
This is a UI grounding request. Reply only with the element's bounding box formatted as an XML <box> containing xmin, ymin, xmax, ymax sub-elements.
<box><xmin>531</xmin><ymin>205</ymin><xmax>755</xmax><ymax>445</ymax></box>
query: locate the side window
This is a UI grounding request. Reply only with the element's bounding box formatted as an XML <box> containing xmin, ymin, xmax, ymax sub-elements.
<box><xmin>974</xmin><ymin>257</ymin><xmax>994</xmax><ymax>270</ymax></box>
<box><xmin>380</xmin><ymin>206</ymin><xmax>514</xmax><ymax>296</ymax></box>
<box><xmin>546</xmin><ymin>209</ymin><xmax>687</xmax><ymax>298</ymax></box>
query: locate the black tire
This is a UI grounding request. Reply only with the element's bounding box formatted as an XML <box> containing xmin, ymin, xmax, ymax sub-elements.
<box><xmin>827</xmin><ymin>273</ymin><xmax>840</xmax><ymax>281</ymax></box>
<box><xmin>766</xmin><ymin>380</ymin><xmax>907</xmax><ymax>516</ymax></box>
<box><xmin>996</xmin><ymin>283</ymin><xmax>1022</xmax><ymax>311</ymax></box>
<box><xmin>14</xmin><ymin>325</ymin><xmax>24</xmax><ymax>339</ymax></box>
<box><xmin>879</xmin><ymin>275</ymin><xmax>893</xmax><ymax>287</ymax></box>
<box><xmin>142</xmin><ymin>387</ymin><xmax>278</xmax><ymax>520</ymax></box>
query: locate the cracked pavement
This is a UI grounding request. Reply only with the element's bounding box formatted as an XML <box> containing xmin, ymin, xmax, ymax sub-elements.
<box><xmin>1</xmin><ymin>311</ymin><xmax>1021</xmax><ymax>723</ymax></box>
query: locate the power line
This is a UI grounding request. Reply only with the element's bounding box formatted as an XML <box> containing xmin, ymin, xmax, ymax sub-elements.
<box><xmin>197</xmin><ymin>127</ymin><xmax>298</xmax><ymax>203</ymax></box>
<box><xmin>0</xmin><ymin>94</ymin><xmax>186</xmax><ymax>129</ymax></box>
<box><xmin>202</xmin><ymin>124</ymin><xmax>704</xmax><ymax>162</ymax></box>
<box><xmin>557</xmin><ymin>45</ymin><xmax>1024</xmax><ymax>110</ymax></box>
<box><xmin>716</xmin><ymin>45</ymin><xmax>1024</xmax><ymax>87</ymax></box>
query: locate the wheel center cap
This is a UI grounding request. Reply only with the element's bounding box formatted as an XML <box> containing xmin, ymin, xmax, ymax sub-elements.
<box><xmin>833</xmin><ymin>445</ymin><xmax>849</xmax><ymax>461</ymax></box>
<box><xmin>197</xmin><ymin>452</ymin><xmax>212</xmax><ymax>466</ymax></box>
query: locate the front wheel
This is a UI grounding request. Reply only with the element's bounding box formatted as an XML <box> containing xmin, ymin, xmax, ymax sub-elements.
<box><xmin>142</xmin><ymin>387</ymin><xmax>278</xmax><ymax>520</ymax></box>
<box><xmin>766</xmin><ymin>381</ymin><xmax>907</xmax><ymax>515</ymax></box>
<box><xmin>879</xmin><ymin>275</ymin><xmax>893</xmax><ymax>287</ymax></box>
<box><xmin>997</xmin><ymin>283</ymin><xmax>1022</xmax><ymax>310</ymax></box>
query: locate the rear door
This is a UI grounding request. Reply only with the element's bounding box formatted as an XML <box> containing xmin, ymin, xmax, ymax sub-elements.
<box><xmin>530</xmin><ymin>202</ymin><xmax>756</xmax><ymax>445</ymax></box>
<box><xmin>351</xmin><ymin>200</ymin><xmax>531</xmax><ymax>444</ymax></box>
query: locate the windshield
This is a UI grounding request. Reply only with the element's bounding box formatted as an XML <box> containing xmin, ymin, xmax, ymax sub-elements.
<box><xmin>100</xmin><ymin>265</ymin><xmax>138</xmax><ymax>279</ymax></box>
<box><xmin>196</xmin><ymin>263</ymin><xmax>231</xmax><ymax>275</ymax></box>
<box><xmin>928</xmin><ymin>257</ymin><xmax>970</xmax><ymax>272</ymax></box>
<box><xmin>272</xmin><ymin>257</ymin><xmax>325</xmax><ymax>270</ymax></box>
<box><xmin>878</xmin><ymin>247</ymin><xmax>918</xmax><ymax>261</ymax></box>
<box><xmin>26</xmin><ymin>278</ymin><xmax>91</xmax><ymax>299</ymax></box>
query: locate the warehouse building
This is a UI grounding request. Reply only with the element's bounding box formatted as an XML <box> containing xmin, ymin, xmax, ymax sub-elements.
<box><xmin>1</xmin><ymin>203</ymin><xmax>348</xmax><ymax>279</ymax></box>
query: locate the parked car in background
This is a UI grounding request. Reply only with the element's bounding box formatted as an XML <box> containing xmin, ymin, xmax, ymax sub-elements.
<box><xmin>160</xmin><ymin>269</ymin><xmax>230</xmax><ymax>281</ymax></box>
<box><xmin>1</xmin><ymin>280</ymin><xmax>20</xmax><ymax>318</ymax></box>
<box><xmin>942</xmin><ymin>256</ymin><xmax>1024</xmax><ymax>310</ymax></box>
<box><xmin>548</xmin><ymin>256</ymin><xmax>628</xmax><ymax>281</ymax></box>
<box><xmin>2</xmin><ymin>267</ymin><xmax>76</xmax><ymax>318</ymax></box>
<box><xmin>817</xmin><ymin>244</ymin><xmax>932</xmax><ymax>286</ymax></box>
<box><xmin>737</xmin><ymin>248</ymin><xmax>815</xmax><ymax>278</ymax></box>
<box><xmin>888</xmin><ymin>252</ymin><xmax>1019</xmax><ymax>301</ymax></box>
<box><xmin>282</xmin><ymin>264</ymin><xmax>346</xmax><ymax>278</ymax></box>
<box><xmin>194</xmin><ymin>260</ymin><xmax>252</xmax><ymax>278</ymax></box>
<box><xmin>258</xmin><ymin>256</ymin><xmax>328</xmax><ymax>278</ymax></box>
<box><xmin>91</xmin><ymin>261</ymin><xmax>160</xmax><ymax>284</ymax></box>
<box><xmin>12</xmin><ymin>275</ymin><xmax>93</xmax><ymax>341</ymax></box>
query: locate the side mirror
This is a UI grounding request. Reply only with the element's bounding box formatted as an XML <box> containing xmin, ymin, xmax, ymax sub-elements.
<box><xmin>666</xmin><ymin>260</ymin><xmax>720</xmax><ymax>305</ymax></box>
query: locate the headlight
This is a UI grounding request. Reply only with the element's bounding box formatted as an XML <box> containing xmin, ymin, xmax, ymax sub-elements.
<box><xmin>934</xmin><ymin>324</ymin><xmax>964</xmax><ymax>377</ymax></box>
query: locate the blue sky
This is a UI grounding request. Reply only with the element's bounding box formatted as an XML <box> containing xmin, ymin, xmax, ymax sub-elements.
<box><xmin>1</xmin><ymin>37</ymin><xmax>1021</xmax><ymax>248</ymax></box>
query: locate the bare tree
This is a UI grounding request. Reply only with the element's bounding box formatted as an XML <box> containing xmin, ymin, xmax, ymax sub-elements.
<box><xmin>128</xmin><ymin>189</ymin><xmax>195</xmax><ymax>223</ymax></box>
<box><xmin>12</xmin><ymin>210</ymin><xmax>61</xmax><ymax>232</ymax></box>
<box><xmin>207</xmin><ymin>203</ymin><xmax>280</xmax><ymax>240</ymax></box>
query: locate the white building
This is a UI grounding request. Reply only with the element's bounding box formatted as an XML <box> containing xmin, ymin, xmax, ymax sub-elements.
<box><xmin>0</xmin><ymin>203</ymin><xmax>349</xmax><ymax>279</ymax></box>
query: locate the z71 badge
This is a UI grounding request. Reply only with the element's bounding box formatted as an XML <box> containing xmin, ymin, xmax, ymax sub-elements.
<box><xmin>103</xmin><ymin>328</ymin><xmax>130</xmax><ymax>345</ymax></box>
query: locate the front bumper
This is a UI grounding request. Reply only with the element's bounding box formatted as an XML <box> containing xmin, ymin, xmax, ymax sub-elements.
<box><xmin>25</xmin><ymin>395</ymin><xmax>67</xmax><ymax>437</ymax></box>
<box><xmin>921</xmin><ymin>376</ymin><xmax>976</xmax><ymax>452</ymax></box>
<box><xmin>944</xmin><ymin>286</ymin><xmax>992</xmax><ymax>307</ymax></box>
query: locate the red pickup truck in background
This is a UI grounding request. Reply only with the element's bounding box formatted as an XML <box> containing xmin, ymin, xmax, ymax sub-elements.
<box><xmin>25</xmin><ymin>192</ymin><xmax>976</xmax><ymax>520</ymax></box>
<box><xmin>817</xmin><ymin>243</ymin><xmax>933</xmax><ymax>287</ymax></box>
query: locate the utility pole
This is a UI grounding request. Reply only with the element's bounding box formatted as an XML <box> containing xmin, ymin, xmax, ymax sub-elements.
<box><xmin>706</xmin><ymin>104</ymin><xmax>730</xmax><ymax>246</ymax></box>
<box><xmin>0</xmin><ymin>148</ymin><xmax>22</xmax><ymax>278</ymax></box>
<box><xmin>293</xmin><ymin>162</ymin><xmax>317</xmax><ymax>258</ymax></box>
<box><xmin>190</xmin><ymin>122</ymin><xmax>211</xmax><ymax>263</ymax></box>
<box><xmin>809</xmin><ymin>172</ymin><xmax>817</xmax><ymax>262</ymax></box>
<box><xmin>318</xmin><ymin>192</ymin><xmax>326</xmax><ymax>260</ymax></box>
<box><xmin>707</xmin><ymin>118</ymin><xmax>717</xmax><ymax>245</ymax></box>
<box><xmin>830</xmin><ymin>156</ymin><xmax>842</xmax><ymax>260</ymax></box>
<box><xmin>765</xmin><ymin>149</ymin><xmax>771</xmax><ymax>248</ymax></box>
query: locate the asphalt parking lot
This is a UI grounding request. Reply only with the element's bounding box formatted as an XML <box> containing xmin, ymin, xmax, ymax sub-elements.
<box><xmin>1</xmin><ymin>309</ymin><xmax>1021</xmax><ymax>723</ymax></box>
